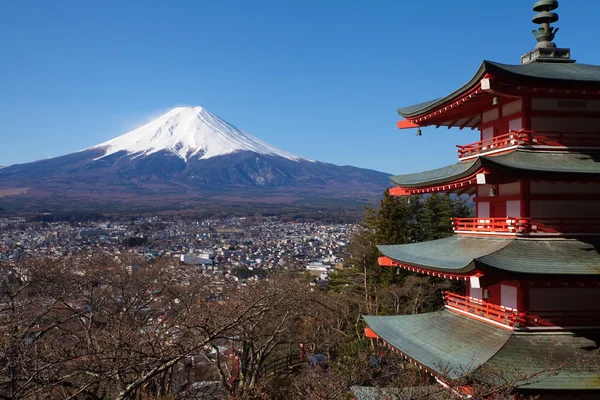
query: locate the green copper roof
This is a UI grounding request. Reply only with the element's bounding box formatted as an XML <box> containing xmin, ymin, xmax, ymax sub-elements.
<box><xmin>474</xmin><ymin>333</ymin><xmax>600</xmax><ymax>390</ymax></box>
<box><xmin>380</xmin><ymin>237</ymin><xmax>600</xmax><ymax>276</ymax></box>
<box><xmin>476</xmin><ymin>239</ymin><xmax>600</xmax><ymax>275</ymax></box>
<box><xmin>363</xmin><ymin>311</ymin><xmax>512</xmax><ymax>379</ymax></box>
<box><xmin>364</xmin><ymin>311</ymin><xmax>600</xmax><ymax>390</ymax></box>
<box><xmin>481</xmin><ymin>150</ymin><xmax>600</xmax><ymax>177</ymax></box>
<box><xmin>378</xmin><ymin>236</ymin><xmax>511</xmax><ymax>274</ymax></box>
<box><xmin>486</xmin><ymin>60</ymin><xmax>600</xmax><ymax>85</ymax></box>
<box><xmin>389</xmin><ymin>160</ymin><xmax>477</xmax><ymax>188</ymax></box>
<box><xmin>390</xmin><ymin>150</ymin><xmax>600</xmax><ymax>188</ymax></box>
<box><xmin>398</xmin><ymin>60</ymin><xmax>600</xmax><ymax>118</ymax></box>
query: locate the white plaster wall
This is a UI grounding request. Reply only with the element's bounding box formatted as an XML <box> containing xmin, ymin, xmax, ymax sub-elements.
<box><xmin>529</xmin><ymin>288</ymin><xmax>600</xmax><ymax>311</ymax></box>
<box><xmin>500</xmin><ymin>285</ymin><xmax>518</xmax><ymax>310</ymax></box>
<box><xmin>482</xmin><ymin>109</ymin><xmax>499</xmax><ymax>124</ymax></box>
<box><xmin>509</xmin><ymin>118</ymin><xmax>522</xmax><ymax>131</ymax></box>
<box><xmin>506</xmin><ymin>200</ymin><xmax>521</xmax><ymax>217</ymax></box>
<box><xmin>502</xmin><ymin>99</ymin><xmax>522</xmax><ymax>117</ymax></box>
<box><xmin>470</xmin><ymin>287</ymin><xmax>482</xmax><ymax>300</ymax></box>
<box><xmin>531</xmin><ymin>182</ymin><xmax>600</xmax><ymax>194</ymax></box>
<box><xmin>481</xmin><ymin>127</ymin><xmax>494</xmax><ymax>141</ymax></box>
<box><xmin>477</xmin><ymin>202</ymin><xmax>490</xmax><ymax>218</ymax></box>
<box><xmin>499</xmin><ymin>182</ymin><xmax>521</xmax><ymax>196</ymax></box>
<box><xmin>531</xmin><ymin>117</ymin><xmax>600</xmax><ymax>133</ymax></box>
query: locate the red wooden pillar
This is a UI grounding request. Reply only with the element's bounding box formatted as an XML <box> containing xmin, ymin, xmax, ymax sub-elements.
<box><xmin>517</xmin><ymin>281</ymin><xmax>529</xmax><ymax>312</ymax></box>
<box><xmin>520</xmin><ymin>179</ymin><xmax>530</xmax><ymax>218</ymax></box>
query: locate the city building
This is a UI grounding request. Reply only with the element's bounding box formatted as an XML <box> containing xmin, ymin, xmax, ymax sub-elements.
<box><xmin>364</xmin><ymin>2</ymin><xmax>600</xmax><ymax>398</ymax></box>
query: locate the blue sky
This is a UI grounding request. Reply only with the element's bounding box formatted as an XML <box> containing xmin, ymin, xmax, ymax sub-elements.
<box><xmin>1</xmin><ymin>1</ymin><xmax>599</xmax><ymax>174</ymax></box>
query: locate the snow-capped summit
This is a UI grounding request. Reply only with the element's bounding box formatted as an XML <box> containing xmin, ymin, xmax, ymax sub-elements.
<box><xmin>90</xmin><ymin>106</ymin><xmax>307</xmax><ymax>162</ymax></box>
<box><xmin>0</xmin><ymin>105</ymin><xmax>390</xmax><ymax>211</ymax></box>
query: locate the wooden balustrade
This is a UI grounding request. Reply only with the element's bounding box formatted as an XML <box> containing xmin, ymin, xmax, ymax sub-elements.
<box><xmin>444</xmin><ymin>292</ymin><xmax>600</xmax><ymax>329</ymax></box>
<box><xmin>452</xmin><ymin>217</ymin><xmax>600</xmax><ymax>236</ymax></box>
<box><xmin>451</xmin><ymin>218</ymin><xmax>522</xmax><ymax>234</ymax></box>
<box><xmin>456</xmin><ymin>130</ymin><xmax>600</xmax><ymax>159</ymax></box>
<box><xmin>443</xmin><ymin>292</ymin><xmax>519</xmax><ymax>327</ymax></box>
<box><xmin>519</xmin><ymin>310</ymin><xmax>600</xmax><ymax>328</ymax></box>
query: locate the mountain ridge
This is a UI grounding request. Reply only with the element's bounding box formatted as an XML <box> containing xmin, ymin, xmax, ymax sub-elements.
<box><xmin>0</xmin><ymin>106</ymin><xmax>390</xmax><ymax>212</ymax></box>
<box><xmin>87</xmin><ymin>106</ymin><xmax>310</xmax><ymax>163</ymax></box>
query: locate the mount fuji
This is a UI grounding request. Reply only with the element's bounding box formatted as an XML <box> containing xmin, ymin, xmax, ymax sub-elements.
<box><xmin>89</xmin><ymin>106</ymin><xmax>308</xmax><ymax>163</ymax></box>
<box><xmin>0</xmin><ymin>107</ymin><xmax>390</xmax><ymax>212</ymax></box>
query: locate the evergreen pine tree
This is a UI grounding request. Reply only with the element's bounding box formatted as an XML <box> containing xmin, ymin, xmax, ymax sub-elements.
<box><xmin>419</xmin><ymin>194</ymin><xmax>472</xmax><ymax>241</ymax></box>
<box><xmin>375</xmin><ymin>190</ymin><xmax>411</xmax><ymax>245</ymax></box>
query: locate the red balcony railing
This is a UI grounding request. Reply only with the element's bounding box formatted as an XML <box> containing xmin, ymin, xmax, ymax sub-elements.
<box><xmin>444</xmin><ymin>292</ymin><xmax>600</xmax><ymax>329</ymax></box>
<box><xmin>452</xmin><ymin>217</ymin><xmax>600</xmax><ymax>236</ymax></box>
<box><xmin>456</xmin><ymin>130</ymin><xmax>600</xmax><ymax>159</ymax></box>
<box><xmin>443</xmin><ymin>292</ymin><xmax>519</xmax><ymax>327</ymax></box>
<box><xmin>451</xmin><ymin>218</ymin><xmax>521</xmax><ymax>234</ymax></box>
<box><xmin>519</xmin><ymin>311</ymin><xmax>600</xmax><ymax>328</ymax></box>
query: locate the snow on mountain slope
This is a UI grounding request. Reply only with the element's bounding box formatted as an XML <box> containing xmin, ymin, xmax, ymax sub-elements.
<box><xmin>90</xmin><ymin>106</ymin><xmax>309</xmax><ymax>162</ymax></box>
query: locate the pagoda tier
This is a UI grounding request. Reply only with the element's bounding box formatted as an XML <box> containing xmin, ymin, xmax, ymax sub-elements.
<box><xmin>396</xmin><ymin>61</ymin><xmax>600</xmax><ymax>131</ymax></box>
<box><xmin>389</xmin><ymin>150</ymin><xmax>600</xmax><ymax>197</ymax></box>
<box><xmin>378</xmin><ymin>237</ymin><xmax>600</xmax><ymax>277</ymax></box>
<box><xmin>363</xmin><ymin>2</ymin><xmax>600</xmax><ymax>396</ymax></box>
<box><xmin>377</xmin><ymin>237</ymin><xmax>600</xmax><ymax>331</ymax></box>
<box><xmin>364</xmin><ymin>311</ymin><xmax>600</xmax><ymax>392</ymax></box>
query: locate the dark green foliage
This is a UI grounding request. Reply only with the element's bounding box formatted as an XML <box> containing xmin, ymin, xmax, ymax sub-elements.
<box><xmin>376</xmin><ymin>192</ymin><xmax>471</xmax><ymax>245</ymax></box>
<box><xmin>343</xmin><ymin>189</ymin><xmax>471</xmax><ymax>315</ymax></box>
<box><xmin>419</xmin><ymin>194</ymin><xmax>471</xmax><ymax>241</ymax></box>
<box><xmin>233</xmin><ymin>266</ymin><xmax>267</xmax><ymax>279</ymax></box>
<box><xmin>374</xmin><ymin>191</ymin><xmax>414</xmax><ymax>245</ymax></box>
<box><xmin>122</xmin><ymin>236</ymin><xmax>148</xmax><ymax>247</ymax></box>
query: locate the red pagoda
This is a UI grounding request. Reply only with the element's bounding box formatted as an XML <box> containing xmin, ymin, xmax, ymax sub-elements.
<box><xmin>364</xmin><ymin>1</ymin><xmax>600</xmax><ymax>397</ymax></box>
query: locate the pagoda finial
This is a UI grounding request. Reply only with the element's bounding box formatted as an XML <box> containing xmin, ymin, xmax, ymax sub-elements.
<box><xmin>521</xmin><ymin>0</ymin><xmax>573</xmax><ymax>64</ymax></box>
<box><xmin>532</xmin><ymin>0</ymin><xmax>559</xmax><ymax>49</ymax></box>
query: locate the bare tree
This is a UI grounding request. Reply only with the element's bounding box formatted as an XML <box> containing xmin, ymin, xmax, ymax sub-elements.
<box><xmin>0</xmin><ymin>256</ymin><xmax>319</xmax><ymax>399</ymax></box>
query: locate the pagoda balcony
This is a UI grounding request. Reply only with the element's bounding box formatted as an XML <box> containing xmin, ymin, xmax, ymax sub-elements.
<box><xmin>451</xmin><ymin>217</ymin><xmax>600</xmax><ymax>237</ymax></box>
<box><xmin>443</xmin><ymin>292</ymin><xmax>600</xmax><ymax>330</ymax></box>
<box><xmin>456</xmin><ymin>130</ymin><xmax>600</xmax><ymax>160</ymax></box>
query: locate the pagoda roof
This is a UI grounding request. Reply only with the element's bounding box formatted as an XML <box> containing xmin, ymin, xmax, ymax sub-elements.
<box><xmin>364</xmin><ymin>311</ymin><xmax>600</xmax><ymax>390</ymax></box>
<box><xmin>378</xmin><ymin>236</ymin><xmax>510</xmax><ymax>275</ymax></box>
<box><xmin>476</xmin><ymin>332</ymin><xmax>600</xmax><ymax>391</ymax></box>
<box><xmin>363</xmin><ymin>311</ymin><xmax>512</xmax><ymax>379</ymax></box>
<box><xmin>390</xmin><ymin>150</ymin><xmax>600</xmax><ymax>188</ymax></box>
<box><xmin>398</xmin><ymin>60</ymin><xmax>600</xmax><ymax>119</ymax></box>
<box><xmin>378</xmin><ymin>237</ymin><xmax>600</xmax><ymax>276</ymax></box>
<box><xmin>475</xmin><ymin>238</ymin><xmax>600</xmax><ymax>275</ymax></box>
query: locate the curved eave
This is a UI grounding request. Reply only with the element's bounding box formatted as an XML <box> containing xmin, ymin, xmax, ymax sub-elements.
<box><xmin>377</xmin><ymin>237</ymin><xmax>512</xmax><ymax>275</ymax></box>
<box><xmin>485</xmin><ymin>60</ymin><xmax>600</xmax><ymax>90</ymax></box>
<box><xmin>473</xmin><ymin>332</ymin><xmax>600</xmax><ymax>390</ymax></box>
<box><xmin>378</xmin><ymin>257</ymin><xmax>473</xmax><ymax>279</ymax></box>
<box><xmin>397</xmin><ymin>62</ymin><xmax>489</xmax><ymax>119</ymax></box>
<box><xmin>366</xmin><ymin>312</ymin><xmax>600</xmax><ymax>390</ymax></box>
<box><xmin>397</xmin><ymin>60</ymin><xmax>600</xmax><ymax>121</ymax></box>
<box><xmin>380</xmin><ymin>236</ymin><xmax>600</xmax><ymax>277</ymax></box>
<box><xmin>390</xmin><ymin>150</ymin><xmax>600</xmax><ymax>191</ymax></box>
<box><xmin>481</xmin><ymin>150</ymin><xmax>600</xmax><ymax>179</ymax></box>
<box><xmin>389</xmin><ymin>159</ymin><xmax>480</xmax><ymax>188</ymax></box>
<box><xmin>474</xmin><ymin>238</ymin><xmax>600</xmax><ymax>276</ymax></box>
<box><xmin>363</xmin><ymin>311</ymin><xmax>512</xmax><ymax>379</ymax></box>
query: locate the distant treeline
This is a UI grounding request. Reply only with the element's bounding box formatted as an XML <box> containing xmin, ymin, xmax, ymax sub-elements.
<box><xmin>7</xmin><ymin>207</ymin><xmax>366</xmax><ymax>224</ymax></box>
